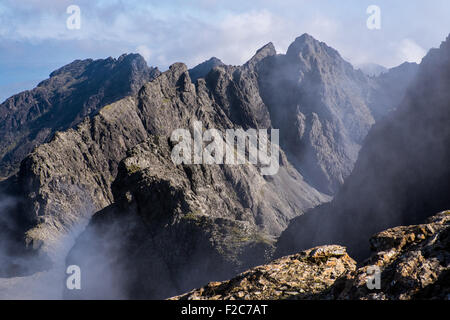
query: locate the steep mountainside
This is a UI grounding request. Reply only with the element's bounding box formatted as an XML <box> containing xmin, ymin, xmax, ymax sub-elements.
<box><xmin>257</xmin><ymin>34</ymin><xmax>377</xmax><ymax>194</ymax></box>
<box><xmin>0</xmin><ymin>54</ymin><xmax>160</xmax><ymax>178</ymax></box>
<box><xmin>62</xmin><ymin>57</ymin><xmax>328</xmax><ymax>299</ymax></box>
<box><xmin>65</xmin><ymin>133</ymin><xmax>324</xmax><ymax>299</ymax></box>
<box><xmin>367</xmin><ymin>62</ymin><xmax>419</xmax><ymax>120</ymax></box>
<box><xmin>277</xmin><ymin>36</ymin><xmax>450</xmax><ymax>260</ymax></box>
<box><xmin>172</xmin><ymin>211</ymin><xmax>450</xmax><ymax>300</ymax></box>
<box><xmin>191</xmin><ymin>35</ymin><xmax>417</xmax><ymax>195</ymax></box>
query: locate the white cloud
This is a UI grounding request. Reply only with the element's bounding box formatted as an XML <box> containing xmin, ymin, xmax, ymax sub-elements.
<box><xmin>136</xmin><ymin>45</ymin><xmax>152</xmax><ymax>62</ymax></box>
<box><xmin>397</xmin><ymin>38</ymin><xmax>427</xmax><ymax>64</ymax></box>
<box><xmin>218</xmin><ymin>10</ymin><xmax>274</xmax><ymax>60</ymax></box>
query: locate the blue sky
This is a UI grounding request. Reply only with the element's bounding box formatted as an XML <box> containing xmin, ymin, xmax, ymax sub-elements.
<box><xmin>1</xmin><ymin>0</ymin><xmax>450</xmax><ymax>102</ymax></box>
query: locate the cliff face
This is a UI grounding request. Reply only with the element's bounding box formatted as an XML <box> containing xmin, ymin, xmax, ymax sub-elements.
<box><xmin>367</xmin><ymin>62</ymin><xmax>419</xmax><ymax>120</ymax></box>
<box><xmin>3</xmin><ymin>51</ymin><xmax>330</xmax><ymax>277</ymax></box>
<box><xmin>257</xmin><ymin>34</ymin><xmax>376</xmax><ymax>194</ymax></box>
<box><xmin>171</xmin><ymin>211</ymin><xmax>450</xmax><ymax>300</ymax></box>
<box><xmin>171</xmin><ymin>245</ymin><xmax>357</xmax><ymax>300</ymax></box>
<box><xmin>277</xmin><ymin>36</ymin><xmax>450</xmax><ymax>260</ymax></box>
<box><xmin>17</xmin><ymin>97</ymin><xmax>149</xmax><ymax>254</ymax></box>
<box><xmin>188</xmin><ymin>57</ymin><xmax>224</xmax><ymax>82</ymax></box>
<box><xmin>0</xmin><ymin>54</ymin><xmax>160</xmax><ymax>178</ymax></box>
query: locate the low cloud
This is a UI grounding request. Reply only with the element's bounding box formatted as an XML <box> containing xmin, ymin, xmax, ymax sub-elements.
<box><xmin>136</xmin><ymin>45</ymin><xmax>152</xmax><ymax>62</ymax></box>
<box><xmin>397</xmin><ymin>38</ymin><xmax>427</xmax><ymax>64</ymax></box>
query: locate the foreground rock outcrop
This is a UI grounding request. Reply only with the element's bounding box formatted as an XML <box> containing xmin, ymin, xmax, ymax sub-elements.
<box><xmin>64</xmin><ymin>133</ymin><xmax>325</xmax><ymax>299</ymax></box>
<box><xmin>257</xmin><ymin>34</ymin><xmax>375</xmax><ymax>194</ymax></box>
<box><xmin>171</xmin><ymin>211</ymin><xmax>450</xmax><ymax>300</ymax></box>
<box><xmin>171</xmin><ymin>245</ymin><xmax>356</xmax><ymax>300</ymax></box>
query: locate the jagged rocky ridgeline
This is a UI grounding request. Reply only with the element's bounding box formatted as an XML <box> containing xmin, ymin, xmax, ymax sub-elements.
<box><xmin>0</xmin><ymin>33</ymin><xmax>420</xmax><ymax>296</ymax></box>
<box><xmin>171</xmin><ymin>211</ymin><xmax>450</xmax><ymax>300</ymax></box>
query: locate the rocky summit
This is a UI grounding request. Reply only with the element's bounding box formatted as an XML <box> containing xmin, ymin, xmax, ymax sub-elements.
<box><xmin>171</xmin><ymin>211</ymin><xmax>450</xmax><ymax>300</ymax></box>
<box><xmin>0</xmin><ymin>54</ymin><xmax>160</xmax><ymax>178</ymax></box>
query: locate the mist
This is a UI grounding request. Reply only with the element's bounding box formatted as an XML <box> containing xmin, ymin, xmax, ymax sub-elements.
<box><xmin>0</xmin><ymin>189</ymin><xmax>90</xmax><ymax>299</ymax></box>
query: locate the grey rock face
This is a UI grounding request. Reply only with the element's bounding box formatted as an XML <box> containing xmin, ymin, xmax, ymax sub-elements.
<box><xmin>17</xmin><ymin>97</ymin><xmax>148</xmax><ymax>254</ymax></box>
<box><xmin>257</xmin><ymin>34</ymin><xmax>376</xmax><ymax>194</ymax></box>
<box><xmin>276</xmin><ymin>36</ymin><xmax>450</xmax><ymax>260</ymax></box>
<box><xmin>65</xmin><ymin>136</ymin><xmax>320</xmax><ymax>299</ymax></box>
<box><xmin>256</xmin><ymin>36</ymin><xmax>418</xmax><ymax>195</ymax></box>
<box><xmin>0</xmin><ymin>54</ymin><xmax>160</xmax><ymax>178</ymax></box>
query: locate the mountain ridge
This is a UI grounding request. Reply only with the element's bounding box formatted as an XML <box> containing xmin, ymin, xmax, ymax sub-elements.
<box><xmin>0</xmin><ymin>53</ymin><xmax>160</xmax><ymax>178</ymax></box>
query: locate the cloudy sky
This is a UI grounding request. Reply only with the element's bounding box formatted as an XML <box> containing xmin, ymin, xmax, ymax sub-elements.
<box><xmin>1</xmin><ymin>0</ymin><xmax>450</xmax><ymax>102</ymax></box>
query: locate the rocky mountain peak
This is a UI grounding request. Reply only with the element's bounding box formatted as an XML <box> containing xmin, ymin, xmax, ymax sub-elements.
<box><xmin>257</xmin><ymin>34</ymin><xmax>377</xmax><ymax>194</ymax></box>
<box><xmin>357</xmin><ymin>63</ymin><xmax>388</xmax><ymax>77</ymax></box>
<box><xmin>165</xmin><ymin>62</ymin><xmax>191</xmax><ymax>88</ymax></box>
<box><xmin>276</xmin><ymin>33</ymin><xmax>450</xmax><ymax>259</ymax></box>
<box><xmin>245</xmin><ymin>42</ymin><xmax>276</xmax><ymax>69</ymax></box>
<box><xmin>286</xmin><ymin>33</ymin><xmax>340</xmax><ymax>63</ymax></box>
<box><xmin>169</xmin><ymin>62</ymin><xmax>189</xmax><ymax>73</ymax></box>
<box><xmin>188</xmin><ymin>57</ymin><xmax>224</xmax><ymax>82</ymax></box>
